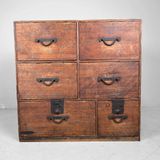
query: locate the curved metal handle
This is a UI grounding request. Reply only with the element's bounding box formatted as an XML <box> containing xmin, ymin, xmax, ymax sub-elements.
<box><xmin>36</xmin><ymin>77</ymin><xmax>59</xmax><ymax>86</ymax></box>
<box><xmin>35</xmin><ymin>38</ymin><xmax>57</xmax><ymax>47</ymax></box>
<box><xmin>47</xmin><ymin>115</ymin><xmax>69</xmax><ymax>124</ymax></box>
<box><xmin>97</xmin><ymin>76</ymin><xmax>120</xmax><ymax>85</ymax></box>
<box><xmin>108</xmin><ymin>114</ymin><xmax>128</xmax><ymax>123</ymax></box>
<box><xmin>99</xmin><ymin>37</ymin><xmax>121</xmax><ymax>46</ymax></box>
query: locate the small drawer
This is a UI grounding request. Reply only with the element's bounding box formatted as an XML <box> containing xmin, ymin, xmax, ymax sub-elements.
<box><xmin>79</xmin><ymin>20</ymin><xmax>141</xmax><ymax>60</ymax></box>
<box><xmin>19</xmin><ymin>100</ymin><xmax>96</xmax><ymax>139</ymax></box>
<box><xmin>17</xmin><ymin>63</ymin><xmax>77</xmax><ymax>99</ymax></box>
<box><xmin>80</xmin><ymin>62</ymin><xmax>139</xmax><ymax>99</ymax></box>
<box><xmin>15</xmin><ymin>21</ymin><xmax>77</xmax><ymax>60</ymax></box>
<box><xmin>97</xmin><ymin>100</ymin><xmax>140</xmax><ymax>137</ymax></box>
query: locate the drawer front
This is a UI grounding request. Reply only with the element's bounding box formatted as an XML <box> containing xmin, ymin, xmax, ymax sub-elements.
<box><xmin>79</xmin><ymin>21</ymin><xmax>141</xmax><ymax>60</ymax></box>
<box><xmin>19</xmin><ymin>100</ymin><xmax>96</xmax><ymax>138</ymax></box>
<box><xmin>17</xmin><ymin>63</ymin><xmax>77</xmax><ymax>99</ymax></box>
<box><xmin>15</xmin><ymin>21</ymin><xmax>77</xmax><ymax>60</ymax></box>
<box><xmin>80</xmin><ymin>62</ymin><xmax>139</xmax><ymax>99</ymax></box>
<box><xmin>98</xmin><ymin>100</ymin><xmax>140</xmax><ymax>137</ymax></box>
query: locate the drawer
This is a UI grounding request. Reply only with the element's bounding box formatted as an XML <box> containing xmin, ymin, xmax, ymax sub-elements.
<box><xmin>19</xmin><ymin>100</ymin><xmax>96</xmax><ymax>139</ymax></box>
<box><xmin>80</xmin><ymin>62</ymin><xmax>139</xmax><ymax>99</ymax></box>
<box><xmin>98</xmin><ymin>100</ymin><xmax>140</xmax><ymax>137</ymax></box>
<box><xmin>17</xmin><ymin>63</ymin><xmax>77</xmax><ymax>99</ymax></box>
<box><xmin>15</xmin><ymin>21</ymin><xmax>77</xmax><ymax>60</ymax></box>
<box><xmin>79</xmin><ymin>20</ymin><xmax>141</xmax><ymax>60</ymax></box>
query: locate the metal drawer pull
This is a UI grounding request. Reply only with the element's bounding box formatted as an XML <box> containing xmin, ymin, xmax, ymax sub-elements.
<box><xmin>47</xmin><ymin>115</ymin><xmax>69</xmax><ymax>124</ymax></box>
<box><xmin>35</xmin><ymin>38</ymin><xmax>58</xmax><ymax>47</ymax></box>
<box><xmin>108</xmin><ymin>114</ymin><xmax>128</xmax><ymax>123</ymax></box>
<box><xmin>97</xmin><ymin>76</ymin><xmax>120</xmax><ymax>85</ymax></box>
<box><xmin>36</xmin><ymin>77</ymin><xmax>59</xmax><ymax>86</ymax></box>
<box><xmin>99</xmin><ymin>37</ymin><xmax>121</xmax><ymax>46</ymax></box>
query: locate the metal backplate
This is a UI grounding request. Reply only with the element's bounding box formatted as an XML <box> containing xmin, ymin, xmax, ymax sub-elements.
<box><xmin>111</xmin><ymin>99</ymin><xmax>124</xmax><ymax>114</ymax></box>
<box><xmin>51</xmin><ymin>99</ymin><xmax>64</xmax><ymax>114</ymax></box>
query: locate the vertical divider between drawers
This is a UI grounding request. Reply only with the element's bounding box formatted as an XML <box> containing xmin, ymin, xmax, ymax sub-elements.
<box><xmin>77</xmin><ymin>21</ymin><xmax>98</xmax><ymax>136</ymax></box>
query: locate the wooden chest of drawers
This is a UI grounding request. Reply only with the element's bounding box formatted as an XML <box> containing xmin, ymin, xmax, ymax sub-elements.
<box><xmin>15</xmin><ymin>19</ymin><xmax>141</xmax><ymax>141</ymax></box>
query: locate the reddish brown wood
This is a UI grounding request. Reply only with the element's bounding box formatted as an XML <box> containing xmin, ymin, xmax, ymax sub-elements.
<box><xmin>79</xmin><ymin>21</ymin><xmax>141</xmax><ymax>60</ymax></box>
<box><xmin>17</xmin><ymin>63</ymin><xmax>77</xmax><ymax>99</ymax></box>
<box><xmin>15</xmin><ymin>21</ymin><xmax>77</xmax><ymax>60</ymax></box>
<box><xmin>15</xmin><ymin>19</ymin><xmax>141</xmax><ymax>141</ymax></box>
<box><xmin>79</xmin><ymin>62</ymin><xmax>139</xmax><ymax>99</ymax></box>
<box><xmin>97</xmin><ymin>100</ymin><xmax>140</xmax><ymax>137</ymax></box>
<box><xmin>19</xmin><ymin>100</ymin><xmax>96</xmax><ymax>138</ymax></box>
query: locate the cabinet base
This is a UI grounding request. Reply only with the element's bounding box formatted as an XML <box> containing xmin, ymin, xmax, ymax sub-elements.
<box><xmin>19</xmin><ymin>136</ymin><xmax>140</xmax><ymax>142</ymax></box>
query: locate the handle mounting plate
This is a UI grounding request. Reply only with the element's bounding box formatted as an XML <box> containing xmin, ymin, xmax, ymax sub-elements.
<box><xmin>51</xmin><ymin>99</ymin><xmax>64</xmax><ymax>114</ymax></box>
<box><xmin>112</xmin><ymin>99</ymin><xmax>124</xmax><ymax>114</ymax></box>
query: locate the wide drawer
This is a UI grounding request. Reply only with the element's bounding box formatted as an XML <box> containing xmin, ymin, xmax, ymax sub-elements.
<box><xmin>19</xmin><ymin>100</ymin><xmax>96</xmax><ymax>139</ymax></box>
<box><xmin>15</xmin><ymin>21</ymin><xmax>77</xmax><ymax>60</ymax></box>
<box><xmin>17</xmin><ymin>63</ymin><xmax>77</xmax><ymax>99</ymax></box>
<box><xmin>79</xmin><ymin>20</ymin><xmax>141</xmax><ymax>60</ymax></box>
<box><xmin>98</xmin><ymin>100</ymin><xmax>140</xmax><ymax>137</ymax></box>
<box><xmin>80</xmin><ymin>62</ymin><xmax>139</xmax><ymax>99</ymax></box>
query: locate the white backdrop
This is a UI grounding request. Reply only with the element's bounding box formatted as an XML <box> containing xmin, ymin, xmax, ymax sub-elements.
<box><xmin>0</xmin><ymin>0</ymin><xmax>160</xmax><ymax>108</ymax></box>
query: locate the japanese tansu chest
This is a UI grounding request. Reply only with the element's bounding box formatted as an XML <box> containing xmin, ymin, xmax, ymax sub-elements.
<box><xmin>15</xmin><ymin>19</ymin><xmax>141</xmax><ymax>141</ymax></box>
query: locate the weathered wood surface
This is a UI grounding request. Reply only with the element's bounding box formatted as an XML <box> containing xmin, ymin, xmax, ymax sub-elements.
<box><xmin>19</xmin><ymin>100</ymin><xmax>96</xmax><ymax>138</ymax></box>
<box><xmin>15</xmin><ymin>20</ymin><xmax>141</xmax><ymax>141</ymax></box>
<box><xmin>79</xmin><ymin>21</ymin><xmax>141</xmax><ymax>60</ymax></box>
<box><xmin>17</xmin><ymin>63</ymin><xmax>77</xmax><ymax>99</ymax></box>
<box><xmin>15</xmin><ymin>21</ymin><xmax>77</xmax><ymax>60</ymax></box>
<box><xmin>80</xmin><ymin>62</ymin><xmax>139</xmax><ymax>99</ymax></box>
<box><xmin>98</xmin><ymin>100</ymin><xmax>140</xmax><ymax>137</ymax></box>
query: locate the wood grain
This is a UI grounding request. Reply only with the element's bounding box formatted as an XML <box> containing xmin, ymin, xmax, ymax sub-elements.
<box><xmin>79</xmin><ymin>62</ymin><xmax>139</xmax><ymax>99</ymax></box>
<box><xmin>15</xmin><ymin>20</ymin><xmax>141</xmax><ymax>141</ymax></box>
<box><xmin>15</xmin><ymin>21</ymin><xmax>77</xmax><ymax>60</ymax></box>
<box><xmin>79</xmin><ymin>21</ymin><xmax>141</xmax><ymax>60</ymax></box>
<box><xmin>17</xmin><ymin>63</ymin><xmax>77</xmax><ymax>99</ymax></box>
<box><xmin>97</xmin><ymin>100</ymin><xmax>140</xmax><ymax>137</ymax></box>
<box><xmin>19</xmin><ymin>100</ymin><xmax>96</xmax><ymax>138</ymax></box>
